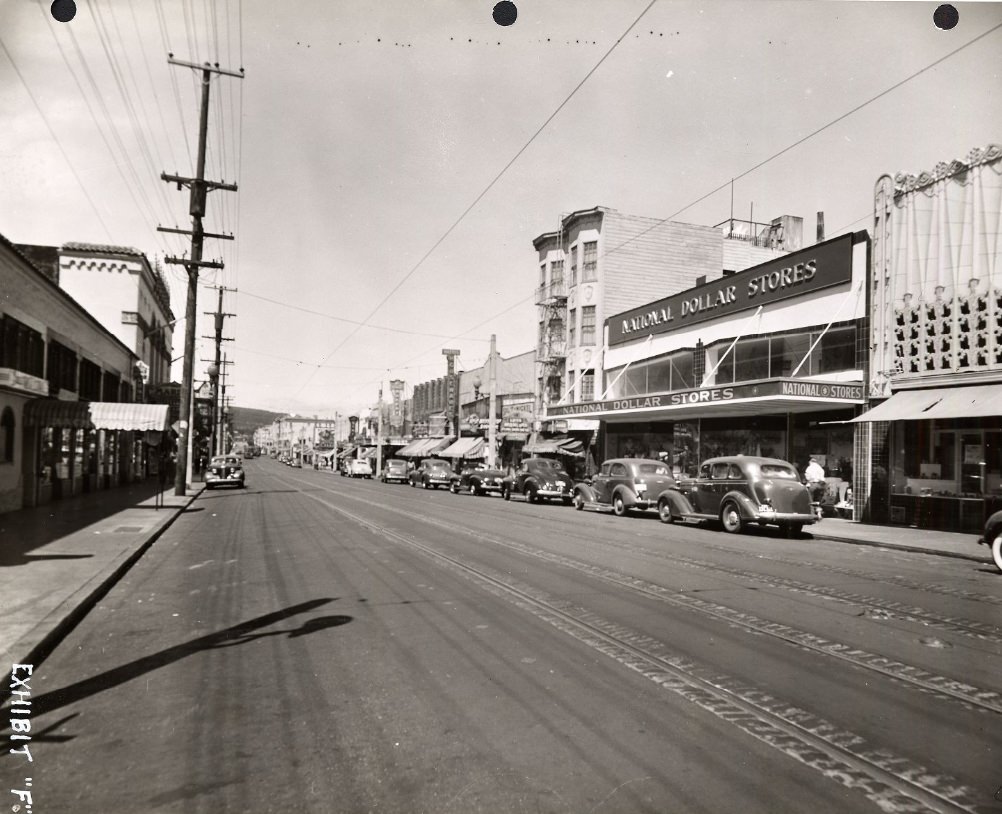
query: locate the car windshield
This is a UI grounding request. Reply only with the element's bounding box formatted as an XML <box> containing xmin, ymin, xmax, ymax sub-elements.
<box><xmin>636</xmin><ymin>463</ymin><xmax>670</xmax><ymax>476</ymax></box>
<box><xmin>531</xmin><ymin>460</ymin><xmax>562</xmax><ymax>472</ymax></box>
<box><xmin>428</xmin><ymin>461</ymin><xmax>450</xmax><ymax>469</ymax></box>
<box><xmin>758</xmin><ymin>463</ymin><xmax>798</xmax><ymax>479</ymax></box>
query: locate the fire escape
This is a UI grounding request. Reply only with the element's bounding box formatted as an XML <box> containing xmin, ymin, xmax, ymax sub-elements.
<box><xmin>536</xmin><ymin>268</ymin><xmax>567</xmax><ymax>415</ymax></box>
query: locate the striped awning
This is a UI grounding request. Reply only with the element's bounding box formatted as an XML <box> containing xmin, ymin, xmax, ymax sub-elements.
<box><xmin>396</xmin><ymin>437</ymin><xmax>454</xmax><ymax>457</ymax></box>
<box><xmin>438</xmin><ymin>437</ymin><xmax>486</xmax><ymax>459</ymax></box>
<box><xmin>522</xmin><ymin>432</ymin><xmax>585</xmax><ymax>457</ymax></box>
<box><xmin>23</xmin><ymin>400</ymin><xmax>169</xmax><ymax>431</ymax></box>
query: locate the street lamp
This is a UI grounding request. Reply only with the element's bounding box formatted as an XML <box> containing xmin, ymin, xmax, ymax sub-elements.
<box><xmin>472</xmin><ymin>375</ymin><xmax>482</xmax><ymax>400</ymax></box>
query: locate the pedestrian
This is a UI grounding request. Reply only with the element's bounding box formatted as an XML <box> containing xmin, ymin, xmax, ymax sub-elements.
<box><xmin>805</xmin><ymin>456</ymin><xmax>826</xmax><ymax>503</ymax></box>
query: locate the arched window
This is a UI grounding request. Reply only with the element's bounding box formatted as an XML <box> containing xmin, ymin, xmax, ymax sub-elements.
<box><xmin>0</xmin><ymin>406</ymin><xmax>14</xmax><ymax>463</ymax></box>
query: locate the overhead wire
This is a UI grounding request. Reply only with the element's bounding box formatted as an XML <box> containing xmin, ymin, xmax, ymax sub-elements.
<box><xmin>598</xmin><ymin>19</ymin><xmax>1002</xmax><ymax>264</ymax></box>
<box><xmin>231</xmin><ymin>287</ymin><xmax>492</xmax><ymax>340</ymax></box>
<box><xmin>291</xmin><ymin>0</ymin><xmax>660</xmax><ymax>400</ymax></box>
<box><xmin>96</xmin><ymin>0</ymin><xmax>182</xmax><ymax>234</ymax></box>
<box><xmin>0</xmin><ymin>33</ymin><xmax>114</xmax><ymax>241</ymax></box>
<box><xmin>363</xmin><ymin>16</ymin><xmax>1002</xmax><ymax>397</ymax></box>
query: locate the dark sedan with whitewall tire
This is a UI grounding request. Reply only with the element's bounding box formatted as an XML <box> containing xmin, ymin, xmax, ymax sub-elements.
<box><xmin>659</xmin><ymin>455</ymin><xmax>818</xmax><ymax>536</ymax></box>
<box><xmin>572</xmin><ymin>458</ymin><xmax>677</xmax><ymax>517</ymax></box>
<box><xmin>204</xmin><ymin>455</ymin><xmax>245</xmax><ymax>490</ymax></box>
<box><xmin>501</xmin><ymin>457</ymin><xmax>573</xmax><ymax>505</ymax></box>
<box><xmin>449</xmin><ymin>463</ymin><xmax>505</xmax><ymax>496</ymax></box>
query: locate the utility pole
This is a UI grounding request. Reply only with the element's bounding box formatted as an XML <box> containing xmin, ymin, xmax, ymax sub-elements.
<box><xmin>487</xmin><ymin>334</ymin><xmax>498</xmax><ymax>469</ymax></box>
<box><xmin>161</xmin><ymin>56</ymin><xmax>243</xmax><ymax>496</ymax></box>
<box><xmin>220</xmin><ymin>351</ymin><xmax>231</xmax><ymax>455</ymax></box>
<box><xmin>203</xmin><ymin>285</ymin><xmax>236</xmax><ymax>456</ymax></box>
<box><xmin>376</xmin><ymin>378</ymin><xmax>384</xmax><ymax>477</ymax></box>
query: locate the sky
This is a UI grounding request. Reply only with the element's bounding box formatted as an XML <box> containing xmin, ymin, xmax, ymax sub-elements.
<box><xmin>1</xmin><ymin>0</ymin><xmax>1000</xmax><ymax>418</ymax></box>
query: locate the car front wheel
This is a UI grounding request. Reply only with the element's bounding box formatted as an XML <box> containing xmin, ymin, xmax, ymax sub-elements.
<box><xmin>613</xmin><ymin>495</ymin><xmax>627</xmax><ymax>517</ymax></box>
<box><xmin>450</xmin><ymin>481</ymin><xmax>458</xmax><ymax>494</ymax></box>
<box><xmin>720</xmin><ymin>501</ymin><xmax>744</xmax><ymax>534</ymax></box>
<box><xmin>992</xmin><ymin>533</ymin><xmax>1002</xmax><ymax>572</ymax></box>
<box><xmin>573</xmin><ymin>493</ymin><xmax>585</xmax><ymax>511</ymax></box>
<box><xmin>502</xmin><ymin>486</ymin><xmax>511</xmax><ymax>501</ymax></box>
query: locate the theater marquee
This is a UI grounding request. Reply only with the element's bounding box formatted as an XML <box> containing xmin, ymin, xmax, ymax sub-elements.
<box><xmin>607</xmin><ymin>233</ymin><xmax>855</xmax><ymax>346</ymax></box>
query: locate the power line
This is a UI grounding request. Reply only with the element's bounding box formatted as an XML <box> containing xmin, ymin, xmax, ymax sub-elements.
<box><xmin>0</xmin><ymin>34</ymin><xmax>114</xmax><ymax>241</ymax></box>
<box><xmin>292</xmin><ymin>0</ymin><xmax>659</xmax><ymax>399</ymax></box>
<box><xmin>361</xmin><ymin>16</ymin><xmax>1002</xmax><ymax>398</ymax></box>
<box><xmin>600</xmin><ymin>18</ymin><xmax>1002</xmax><ymax>263</ymax></box>
<box><xmin>232</xmin><ymin>288</ymin><xmax>492</xmax><ymax>340</ymax></box>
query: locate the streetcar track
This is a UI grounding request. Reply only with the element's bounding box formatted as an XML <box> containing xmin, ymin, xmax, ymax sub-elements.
<box><xmin>321</xmin><ymin>475</ymin><xmax>1002</xmax><ymax>646</ymax></box>
<box><xmin>305</xmin><ymin>477</ymin><xmax>1002</xmax><ymax>718</ymax></box>
<box><xmin>292</xmin><ymin>482</ymin><xmax>985</xmax><ymax>814</ymax></box>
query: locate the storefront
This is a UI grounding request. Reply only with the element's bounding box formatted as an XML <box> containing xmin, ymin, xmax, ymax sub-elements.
<box><xmin>22</xmin><ymin>400</ymin><xmax>169</xmax><ymax>506</ymax></box>
<box><xmin>858</xmin><ymin>145</ymin><xmax>1002</xmax><ymax>532</ymax></box>
<box><xmin>547</xmin><ymin>232</ymin><xmax>870</xmax><ymax>512</ymax></box>
<box><xmin>851</xmin><ymin>385</ymin><xmax>1002</xmax><ymax>532</ymax></box>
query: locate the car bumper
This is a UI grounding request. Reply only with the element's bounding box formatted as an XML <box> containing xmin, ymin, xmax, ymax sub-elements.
<box><xmin>536</xmin><ymin>488</ymin><xmax>571</xmax><ymax>499</ymax></box>
<box><xmin>753</xmin><ymin>511</ymin><xmax>817</xmax><ymax>525</ymax></box>
<box><xmin>206</xmin><ymin>476</ymin><xmax>243</xmax><ymax>486</ymax></box>
<box><xmin>427</xmin><ymin>477</ymin><xmax>451</xmax><ymax>486</ymax></box>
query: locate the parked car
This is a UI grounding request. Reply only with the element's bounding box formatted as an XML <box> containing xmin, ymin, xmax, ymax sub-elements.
<box><xmin>660</xmin><ymin>455</ymin><xmax>818</xmax><ymax>535</ymax></box>
<box><xmin>449</xmin><ymin>462</ymin><xmax>505</xmax><ymax>496</ymax></box>
<box><xmin>347</xmin><ymin>458</ymin><xmax>373</xmax><ymax>478</ymax></box>
<box><xmin>205</xmin><ymin>455</ymin><xmax>245</xmax><ymax>490</ymax></box>
<box><xmin>572</xmin><ymin>458</ymin><xmax>677</xmax><ymax>517</ymax></box>
<box><xmin>978</xmin><ymin>509</ymin><xmax>1002</xmax><ymax>572</ymax></box>
<box><xmin>380</xmin><ymin>458</ymin><xmax>409</xmax><ymax>484</ymax></box>
<box><xmin>408</xmin><ymin>458</ymin><xmax>454</xmax><ymax>489</ymax></box>
<box><xmin>501</xmin><ymin>457</ymin><xmax>573</xmax><ymax>504</ymax></box>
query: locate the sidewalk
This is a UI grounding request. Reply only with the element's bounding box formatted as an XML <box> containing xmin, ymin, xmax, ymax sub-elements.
<box><xmin>0</xmin><ymin>485</ymin><xmax>993</xmax><ymax>671</ymax></box>
<box><xmin>810</xmin><ymin>516</ymin><xmax>989</xmax><ymax>562</ymax></box>
<box><xmin>0</xmin><ymin>480</ymin><xmax>202</xmax><ymax>671</ymax></box>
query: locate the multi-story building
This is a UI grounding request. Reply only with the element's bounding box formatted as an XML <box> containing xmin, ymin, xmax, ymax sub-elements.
<box><xmin>532</xmin><ymin>207</ymin><xmax>799</xmax><ymax>421</ymax></box>
<box><xmin>1</xmin><ymin>233</ymin><xmax>168</xmax><ymax>514</ymax></box>
<box><xmin>55</xmin><ymin>243</ymin><xmax>175</xmax><ymax>390</ymax></box>
<box><xmin>852</xmin><ymin>144</ymin><xmax>1002</xmax><ymax>533</ymax></box>
<box><xmin>546</xmin><ymin>230</ymin><xmax>870</xmax><ymax>505</ymax></box>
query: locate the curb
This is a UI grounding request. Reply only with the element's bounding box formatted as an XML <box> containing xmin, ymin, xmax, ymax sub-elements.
<box><xmin>9</xmin><ymin>486</ymin><xmax>204</xmax><ymax>670</ymax></box>
<box><xmin>810</xmin><ymin>530</ymin><xmax>991</xmax><ymax>564</ymax></box>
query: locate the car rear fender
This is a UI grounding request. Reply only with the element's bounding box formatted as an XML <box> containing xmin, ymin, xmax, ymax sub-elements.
<box><xmin>613</xmin><ymin>485</ymin><xmax>639</xmax><ymax>508</ymax></box>
<box><xmin>658</xmin><ymin>488</ymin><xmax>693</xmax><ymax>516</ymax></box>
<box><xmin>574</xmin><ymin>483</ymin><xmax>597</xmax><ymax>503</ymax></box>
<box><xmin>722</xmin><ymin>490</ymin><xmax>758</xmax><ymax>517</ymax></box>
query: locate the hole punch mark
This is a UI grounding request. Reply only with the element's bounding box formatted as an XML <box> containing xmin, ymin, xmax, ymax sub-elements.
<box><xmin>493</xmin><ymin>1</ymin><xmax>517</xmax><ymax>27</ymax></box>
<box><xmin>934</xmin><ymin>4</ymin><xmax>959</xmax><ymax>30</ymax></box>
<box><xmin>50</xmin><ymin>0</ymin><xmax>76</xmax><ymax>22</ymax></box>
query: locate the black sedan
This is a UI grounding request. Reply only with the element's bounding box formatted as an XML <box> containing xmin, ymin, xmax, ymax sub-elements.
<box><xmin>449</xmin><ymin>463</ymin><xmax>505</xmax><ymax>496</ymax></box>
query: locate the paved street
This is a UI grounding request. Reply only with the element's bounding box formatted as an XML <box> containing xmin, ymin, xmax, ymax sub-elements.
<box><xmin>8</xmin><ymin>458</ymin><xmax>1002</xmax><ymax>813</ymax></box>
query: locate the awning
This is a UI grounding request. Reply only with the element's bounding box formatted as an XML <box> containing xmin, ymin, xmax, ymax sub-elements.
<box><xmin>850</xmin><ymin>384</ymin><xmax>1002</xmax><ymax>422</ymax></box>
<box><xmin>522</xmin><ymin>433</ymin><xmax>561</xmax><ymax>454</ymax></box>
<box><xmin>438</xmin><ymin>437</ymin><xmax>485</xmax><ymax>459</ymax></box>
<box><xmin>522</xmin><ymin>433</ymin><xmax>585</xmax><ymax>457</ymax></box>
<box><xmin>23</xmin><ymin>400</ymin><xmax>169</xmax><ymax>431</ymax></box>
<box><xmin>396</xmin><ymin>436</ymin><xmax>454</xmax><ymax>457</ymax></box>
<box><xmin>336</xmin><ymin>447</ymin><xmax>358</xmax><ymax>459</ymax></box>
